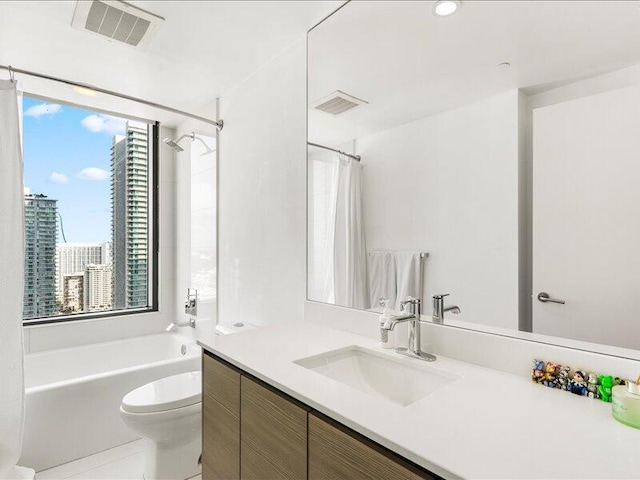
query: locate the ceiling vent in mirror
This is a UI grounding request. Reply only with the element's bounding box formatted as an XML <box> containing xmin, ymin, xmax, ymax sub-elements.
<box><xmin>71</xmin><ymin>0</ymin><xmax>164</xmax><ymax>49</ymax></box>
<box><xmin>310</xmin><ymin>91</ymin><xmax>368</xmax><ymax>115</ymax></box>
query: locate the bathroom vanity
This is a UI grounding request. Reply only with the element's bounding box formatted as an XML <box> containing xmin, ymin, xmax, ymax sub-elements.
<box><xmin>199</xmin><ymin>323</ymin><xmax>640</xmax><ymax>479</ymax></box>
<box><xmin>202</xmin><ymin>350</ymin><xmax>431</xmax><ymax>480</ymax></box>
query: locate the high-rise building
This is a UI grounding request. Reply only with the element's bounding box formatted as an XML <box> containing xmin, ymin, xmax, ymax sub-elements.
<box><xmin>111</xmin><ymin>121</ymin><xmax>149</xmax><ymax>310</ymax></box>
<box><xmin>24</xmin><ymin>194</ymin><xmax>58</xmax><ymax>320</ymax></box>
<box><xmin>55</xmin><ymin>242</ymin><xmax>111</xmax><ymax>304</ymax></box>
<box><xmin>84</xmin><ymin>264</ymin><xmax>113</xmax><ymax>312</ymax></box>
<box><xmin>62</xmin><ymin>273</ymin><xmax>84</xmax><ymax>313</ymax></box>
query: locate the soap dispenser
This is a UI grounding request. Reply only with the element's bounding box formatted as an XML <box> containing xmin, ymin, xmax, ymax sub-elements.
<box><xmin>379</xmin><ymin>298</ymin><xmax>393</xmax><ymax>349</ymax></box>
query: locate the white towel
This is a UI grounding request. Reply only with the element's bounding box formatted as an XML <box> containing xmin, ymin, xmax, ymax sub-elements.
<box><xmin>368</xmin><ymin>251</ymin><xmax>396</xmax><ymax>310</ymax></box>
<box><xmin>0</xmin><ymin>80</ymin><xmax>27</xmax><ymax>478</ymax></box>
<box><xmin>395</xmin><ymin>252</ymin><xmax>423</xmax><ymax>311</ymax></box>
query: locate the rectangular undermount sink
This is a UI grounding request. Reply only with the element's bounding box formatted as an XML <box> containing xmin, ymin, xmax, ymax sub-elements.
<box><xmin>294</xmin><ymin>346</ymin><xmax>461</xmax><ymax>406</ymax></box>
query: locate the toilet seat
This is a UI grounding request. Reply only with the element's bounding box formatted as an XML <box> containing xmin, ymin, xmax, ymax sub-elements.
<box><xmin>122</xmin><ymin>371</ymin><xmax>201</xmax><ymax>414</ymax></box>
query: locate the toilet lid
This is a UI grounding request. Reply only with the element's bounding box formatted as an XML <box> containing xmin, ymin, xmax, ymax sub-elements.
<box><xmin>122</xmin><ymin>371</ymin><xmax>201</xmax><ymax>413</ymax></box>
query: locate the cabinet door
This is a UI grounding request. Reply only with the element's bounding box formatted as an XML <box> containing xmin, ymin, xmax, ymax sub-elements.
<box><xmin>202</xmin><ymin>353</ymin><xmax>241</xmax><ymax>480</ymax></box>
<box><xmin>308</xmin><ymin>412</ymin><xmax>433</xmax><ymax>480</ymax></box>
<box><xmin>240</xmin><ymin>376</ymin><xmax>310</xmax><ymax>480</ymax></box>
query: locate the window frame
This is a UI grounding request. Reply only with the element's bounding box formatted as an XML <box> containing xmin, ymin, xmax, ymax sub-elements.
<box><xmin>21</xmin><ymin>97</ymin><xmax>159</xmax><ymax>326</ymax></box>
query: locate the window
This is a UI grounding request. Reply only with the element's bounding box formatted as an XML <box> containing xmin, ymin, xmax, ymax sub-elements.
<box><xmin>22</xmin><ymin>96</ymin><xmax>158</xmax><ymax>324</ymax></box>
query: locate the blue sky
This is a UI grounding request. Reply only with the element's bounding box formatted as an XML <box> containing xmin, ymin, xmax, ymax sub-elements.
<box><xmin>22</xmin><ymin>97</ymin><xmax>128</xmax><ymax>243</ymax></box>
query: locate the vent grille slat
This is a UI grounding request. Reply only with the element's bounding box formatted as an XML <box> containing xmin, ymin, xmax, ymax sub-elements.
<box><xmin>311</xmin><ymin>90</ymin><xmax>368</xmax><ymax>116</ymax></box>
<box><xmin>98</xmin><ymin>5</ymin><xmax>123</xmax><ymax>37</ymax></box>
<box><xmin>85</xmin><ymin>0</ymin><xmax>107</xmax><ymax>32</ymax></box>
<box><xmin>126</xmin><ymin>18</ymin><xmax>151</xmax><ymax>46</ymax></box>
<box><xmin>113</xmin><ymin>12</ymin><xmax>137</xmax><ymax>42</ymax></box>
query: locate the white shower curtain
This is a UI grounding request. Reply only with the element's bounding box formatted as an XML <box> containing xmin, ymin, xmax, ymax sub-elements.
<box><xmin>332</xmin><ymin>154</ymin><xmax>368</xmax><ymax>310</ymax></box>
<box><xmin>308</xmin><ymin>152</ymin><xmax>367</xmax><ymax>308</ymax></box>
<box><xmin>0</xmin><ymin>80</ymin><xmax>31</xmax><ymax>480</ymax></box>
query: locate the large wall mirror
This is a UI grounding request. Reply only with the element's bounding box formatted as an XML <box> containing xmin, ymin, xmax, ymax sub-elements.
<box><xmin>307</xmin><ymin>0</ymin><xmax>640</xmax><ymax>356</ymax></box>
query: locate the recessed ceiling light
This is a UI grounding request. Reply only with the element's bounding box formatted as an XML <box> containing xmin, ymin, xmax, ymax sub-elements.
<box><xmin>433</xmin><ymin>1</ymin><xmax>462</xmax><ymax>17</ymax></box>
<box><xmin>73</xmin><ymin>86</ymin><xmax>98</xmax><ymax>97</ymax></box>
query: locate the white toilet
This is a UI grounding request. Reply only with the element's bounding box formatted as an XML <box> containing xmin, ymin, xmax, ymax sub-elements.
<box><xmin>120</xmin><ymin>371</ymin><xmax>202</xmax><ymax>480</ymax></box>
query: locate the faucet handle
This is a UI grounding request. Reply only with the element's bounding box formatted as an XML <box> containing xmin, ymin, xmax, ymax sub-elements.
<box><xmin>401</xmin><ymin>296</ymin><xmax>420</xmax><ymax>305</ymax></box>
<box><xmin>432</xmin><ymin>293</ymin><xmax>450</xmax><ymax>300</ymax></box>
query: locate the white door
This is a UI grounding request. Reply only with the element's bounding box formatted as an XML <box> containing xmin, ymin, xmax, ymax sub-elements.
<box><xmin>532</xmin><ymin>85</ymin><xmax>640</xmax><ymax>350</ymax></box>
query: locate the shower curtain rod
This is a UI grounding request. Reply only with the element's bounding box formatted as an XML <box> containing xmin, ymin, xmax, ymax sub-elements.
<box><xmin>308</xmin><ymin>141</ymin><xmax>361</xmax><ymax>161</ymax></box>
<box><xmin>0</xmin><ymin>64</ymin><xmax>223</xmax><ymax>131</ymax></box>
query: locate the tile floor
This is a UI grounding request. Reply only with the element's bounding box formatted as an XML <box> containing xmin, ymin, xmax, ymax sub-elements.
<box><xmin>36</xmin><ymin>440</ymin><xmax>202</xmax><ymax>480</ymax></box>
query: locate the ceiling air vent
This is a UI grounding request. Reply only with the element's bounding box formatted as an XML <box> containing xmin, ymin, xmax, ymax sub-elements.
<box><xmin>310</xmin><ymin>91</ymin><xmax>368</xmax><ymax>115</ymax></box>
<box><xmin>71</xmin><ymin>0</ymin><xmax>164</xmax><ymax>49</ymax></box>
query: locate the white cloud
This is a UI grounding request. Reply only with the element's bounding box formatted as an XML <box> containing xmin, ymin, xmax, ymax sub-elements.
<box><xmin>49</xmin><ymin>172</ymin><xmax>69</xmax><ymax>184</ymax></box>
<box><xmin>81</xmin><ymin>114</ymin><xmax>127</xmax><ymax>135</ymax></box>
<box><xmin>24</xmin><ymin>103</ymin><xmax>61</xmax><ymax>118</ymax></box>
<box><xmin>24</xmin><ymin>187</ymin><xmax>31</xmax><ymax>195</ymax></box>
<box><xmin>77</xmin><ymin>167</ymin><xmax>109</xmax><ymax>181</ymax></box>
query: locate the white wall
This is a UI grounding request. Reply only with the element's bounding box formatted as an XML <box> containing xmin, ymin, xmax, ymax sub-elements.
<box><xmin>357</xmin><ymin>90</ymin><xmax>521</xmax><ymax>329</ymax></box>
<box><xmin>216</xmin><ymin>39</ymin><xmax>307</xmax><ymax>327</ymax></box>
<box><xmin>23</xmin><ymin>126</ymin><xmax>177</xmax><ymax>352</ymax></box>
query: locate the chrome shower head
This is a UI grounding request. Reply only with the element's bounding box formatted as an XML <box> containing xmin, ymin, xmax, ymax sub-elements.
<box><xmin>163</xmin><ymin>138</ymin><xmax>184</xmax><ymax>152</ymax></box>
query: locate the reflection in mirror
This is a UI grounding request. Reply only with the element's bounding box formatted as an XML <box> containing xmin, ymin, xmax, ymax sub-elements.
<box><xmin>307</xmin><ymin>1</ymin><xmax>640</xmax><ymax>352</ymax></box>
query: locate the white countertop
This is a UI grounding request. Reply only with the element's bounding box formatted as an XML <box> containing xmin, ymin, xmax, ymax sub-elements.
<box><xmin>198</xmin><ymin>322</ymin><xmax>640</xmax><ymax>479</ymax></box>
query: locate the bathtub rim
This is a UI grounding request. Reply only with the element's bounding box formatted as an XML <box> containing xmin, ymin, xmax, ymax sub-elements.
<box><xmin>25</xmin><ymin>339</ymin><xmax>202</xmax><ymax>394</ymax></box>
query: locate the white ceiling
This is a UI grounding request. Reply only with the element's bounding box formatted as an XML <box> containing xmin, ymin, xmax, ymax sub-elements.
<box><xmin>309</xmin><ymin>1</ymin><xmax>640</xmax><ymax>146</ymax></box>
<box><xmin>0</xmin><ymin>0</ymin><xmax>341</xmax><ymax>127</ymax></box>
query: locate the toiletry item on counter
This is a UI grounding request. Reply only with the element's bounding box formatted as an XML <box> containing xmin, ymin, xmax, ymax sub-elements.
<box><xmin>379</xmin><ymin>298</ymin><xmax>394</xmax><ymax>349</ymax></box>
<box><xmin>612</xmin><ymin>377</ymin><xmax>640</xmax><ymax>429</ymax></box>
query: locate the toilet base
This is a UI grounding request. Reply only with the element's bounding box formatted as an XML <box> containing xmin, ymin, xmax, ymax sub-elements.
<box><xmin>142</xmin><ymin>435</ymin><xmax>201</xmax><ymax>480</ymax></box>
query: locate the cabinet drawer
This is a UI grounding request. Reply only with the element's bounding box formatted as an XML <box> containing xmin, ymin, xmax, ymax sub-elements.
<box><xmin>202</xmin><ymin>393</ymin><xmax>239</xmax><ymax>480</ymax></box>
<box><xmin>309</xmin><ymin>412</ymin><xmax>433</xmax><ymax>480</ymax></box>
<box><xmin>203</xmin><ymin>352</ymin><xmax>241</xmax><ymax>417</ymax></box>
<box><xmin>240</xmin><ymin>376</ymin><xmax>310</xmax><ymax>480</ymax></box>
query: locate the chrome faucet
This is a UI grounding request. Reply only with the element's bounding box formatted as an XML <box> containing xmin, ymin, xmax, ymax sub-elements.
<box><xmin>432</xmin><ymin>294</ymin><xmax>460</xmax><ymax>324</ymax></box>
<box><xmin>166</xmin><ymin>318</ymin><xmax>196</xmax><ymax>331</ymax></box>
<box><xmin>381</xmin><ymin>297</ymin><xmax>436</xmax><ymax>362</ymax></box>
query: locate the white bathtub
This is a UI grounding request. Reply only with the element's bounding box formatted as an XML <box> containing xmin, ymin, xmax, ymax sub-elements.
<box><xmin>19</xmin><ymin>333</ymin><xmax>201</xmax><ymax>472</ymax></box>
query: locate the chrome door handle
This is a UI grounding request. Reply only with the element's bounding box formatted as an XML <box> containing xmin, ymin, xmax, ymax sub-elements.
<box><xmin>537</xmin><ymin>292</ymin><xmax>565</xmax><ymax>304</ymax></box>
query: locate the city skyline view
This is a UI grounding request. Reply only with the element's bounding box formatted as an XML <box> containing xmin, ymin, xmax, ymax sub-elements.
<box><xmin>22</xmin><ymin>96</ymin><xmax>127</xmax><ymax>243</ymax></box>
<box><xmin>22</xmin><ymin>97</ymin><xmax>151</xmax><ymax>319</ymax></box>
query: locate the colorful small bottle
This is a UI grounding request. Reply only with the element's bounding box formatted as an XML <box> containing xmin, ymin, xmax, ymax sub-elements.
<box><xmin>612</xmin><ymin>380</ymin><xmax>640</xmax><ymax>429</ymax></box>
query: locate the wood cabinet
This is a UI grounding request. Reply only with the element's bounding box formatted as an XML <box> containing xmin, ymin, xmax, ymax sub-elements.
<box><xmin>202</xmin><ymin>352</ymin><xmax>241</xmax><ymax>480</ymax></box>
<box><xmin>202</xmin><ymin>352</ymin><xmax>435</xmax><ymax>480</ymax></box>
<box><xmin>308</xmin><ymin>412</ymin><xmax>433</xmax><ymax>480</ymax></box>
<box><xmin>240</xmin><ymin>376</ymin><xmax>310</xmax><ymax>480</ymax></box>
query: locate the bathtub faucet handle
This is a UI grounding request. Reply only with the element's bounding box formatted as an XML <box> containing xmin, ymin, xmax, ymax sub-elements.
<box><xmin>185</xmin><ymin>288</ymin><xmax>197</xmax><ymax>316</ymax></box>
<box><xmin>165</xmin><ymin>318</ymin><xmax>196</xmax><ymax>332</ymax></box>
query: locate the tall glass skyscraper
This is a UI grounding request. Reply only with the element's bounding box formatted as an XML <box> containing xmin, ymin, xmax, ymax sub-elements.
<box><xmin>24</xmin><ymin>194</ymin><xmax>58</xmax><ymax>319</ymax></box>
<box><xmin>111</xmin><ymin>121</ymin><xmax>149</xmax><ymax>309</ymax></box>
